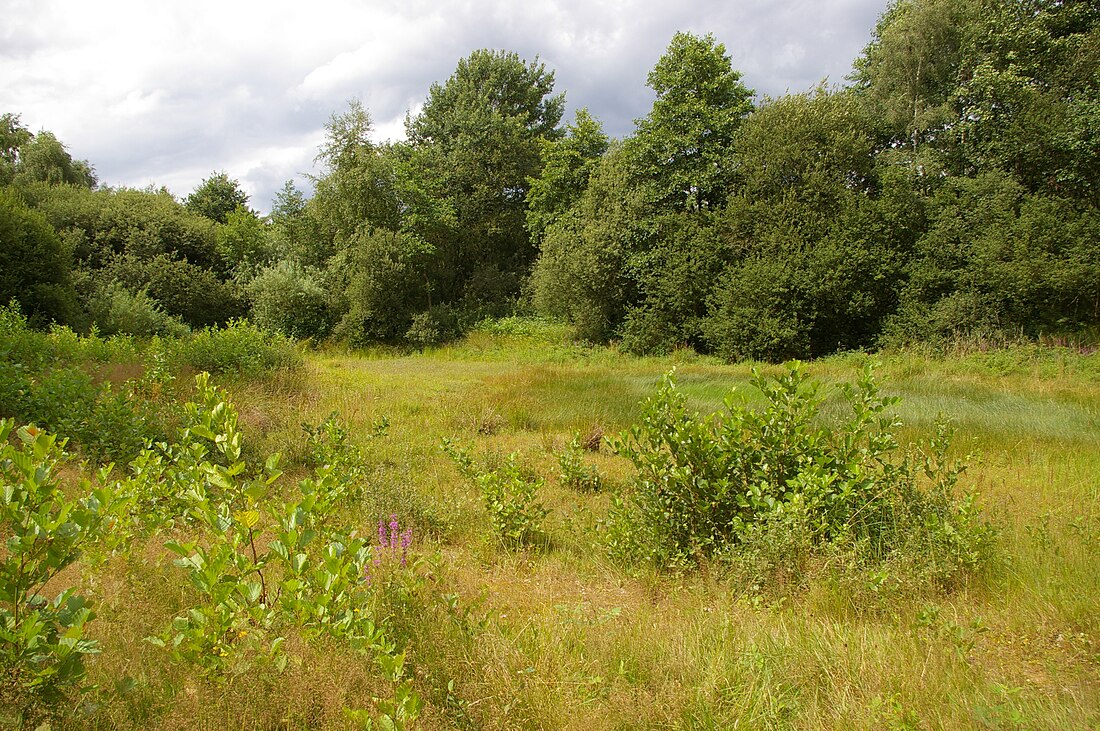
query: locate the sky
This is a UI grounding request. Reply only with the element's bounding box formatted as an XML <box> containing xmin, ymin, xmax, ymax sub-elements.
<box><xmin>1</xmin><ymin>0</ymin><xmax>889</xmax><ymax>213</ymax></box>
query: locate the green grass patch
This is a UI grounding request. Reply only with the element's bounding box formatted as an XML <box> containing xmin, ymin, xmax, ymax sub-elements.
<box><xmin>2</xmin><ymin>324</ymin><xmax>1098</xmax><ymax>729</ymax></box>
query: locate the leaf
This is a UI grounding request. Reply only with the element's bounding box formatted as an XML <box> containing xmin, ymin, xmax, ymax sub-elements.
<box><xmin>235</xmin><ymin>510</ymin><xmax>260</xmax><ymax>530</ymax></box>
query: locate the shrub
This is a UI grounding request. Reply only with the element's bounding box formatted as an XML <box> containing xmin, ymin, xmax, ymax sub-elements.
<box><xmin>0</xmin><ymin>189</ymin><xmax>81</xmax><ymax>328</ymax></box>
<box><xmin>168</xmin><ymin>319</ymin><xmax>302</xmax><ymax>377</ymax></box>
<box><xmin>607</xmin><ymin>363</ymin><xmax>995</xmax><ymax>586</ymax></box>
<box><xmin>0</xmin><ymin>421</ymin><xmax>122</xmax><ymax>726</ymax></box>
<box><xmin>557</xmin><ymin>435</ymin><xmax>602</xmax><ymax>492</ymax></box>
<box><xmin>443</xmin><ymin>441</ymin><xmax>548</xmax><ymax>548</ymax></box>
<box><xmin>84</xmin><ymin>280</ymin><xmax>190</xmax><ymax>338</ymax></box>
<box><xmin>101</xmin><ymin>253</ymin><xmax>247</xmax><ymax>329</ymax></box>
<box><xmin>477</xmin><ymin>453</ymin><xmax>549</xmax><ymax>548</ymax></box>
<box><xmin>248</xmin><ymin>260</ymin><xmax>336</xmax><ymax>340</ymax></box>
<box><xmin>405</xmin><ymin>306</ymin><xmax>458</xmax><ymax>350</ymax></box>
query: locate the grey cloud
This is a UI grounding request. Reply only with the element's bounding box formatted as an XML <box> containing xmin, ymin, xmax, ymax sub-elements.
<box><xmin>1</xmin><ymin>0</ymin><xmax>889</xmax><ymax>213</ymax></box>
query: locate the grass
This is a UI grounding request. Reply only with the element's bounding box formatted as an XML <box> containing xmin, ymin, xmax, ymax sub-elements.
<box><xmin>7</xmin><ymin>324</ymin><xmax>1100</xmax><ymax>729</ymax></box>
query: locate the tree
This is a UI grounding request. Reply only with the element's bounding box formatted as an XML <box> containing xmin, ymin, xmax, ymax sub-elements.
<box><xmin>629</xmin><ymin>31</ymin><xmax>754</xmax><ymax>211</ymax></box>
<box><xmin>404</xmin><ymin>49</ymin><xmax>565</xmax><ymax>307</ymax></box>
<box><xmin>852</xmin><ymin>0</ymin><xmax>968</xmax><ymax>154</ymax></box>
<box><xmin>950</xmin><ymin>0</ymin><xmax>1100</xmax><ymax>202</ymax></box>
<box><xmin>529</xmin><ymin>145</ymin><xmax>648</xmax><ymax>342</ymax></box>
<box><xmin>310</xmin><ymin>100</ymin><xmax>401</xmax><ymax>255</ymax></box>
<box><xmin>525</xmin><ymin>108</ymin><xmax>609</xmax><ymax>245</ymax></box>
<box><xmin>0</xmin><ymin>113</ymin><xmax>32</xmax><ymax>185</ymax></box>
<box><xmin>184</xmin><ymin>171</ymin><xmax>250</xmax><ymax>224</ymax></box>
<box><xmin>216</xmin><ymin>205</ymin><xmax>272</xmax><ymax>282</ymax></box>
<box><xmin>885</xmin><ymin>172</ymin><xmax>1100</xmax><ymax>343</ymax></box>
<box><xmin>701</xmin><ymin>89</ymin><xmax>906</xmax><ymax>361</ymax></box>
<box><xmin>1</xmin><ymin>117</ymin><xmax>97</xmax><ymax>189</ymax></box>
<box><xmin>0</xmin><ymin>188</ymin><xmax>81</xmax><ymax>327</ymax></box>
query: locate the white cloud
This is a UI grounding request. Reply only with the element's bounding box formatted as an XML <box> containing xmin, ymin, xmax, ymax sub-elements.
<box><xmin>0</xmin><ymin>0</ymin><xmax>889</xmax><ymax>212</ymax></box>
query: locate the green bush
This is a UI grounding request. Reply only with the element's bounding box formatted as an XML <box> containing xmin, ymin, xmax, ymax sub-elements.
<box><xmin>85</xmin><ymin>280</ymin><xmax>190</xmax><ymax>337</ymax></box>
<box><xmin>248</xmin><ymin>260</ymin><xmax>336</xmax><ymax>339</ymax></box>
<box><xmin>404</xmin><ymin>305</ymin><xmax>458</xmax><ymax>349</ymax></box>
<box><xmin>607</xmin><ymin>363</ymin><xmax>995</xmax><ymax>586</ymax></box>
<box><xmin>169</xmin><ymin>319</ymin><xmax>302</xmax><ymax>377</ymax></box>
<box><xmin>0</xmin><ymin>302</ymin><xmax>166</xmax><ymax>463</ymax></box>
<box><xmin>443</xmin><ymin>441</ymin><xmax>548</xmax><ymax>548</ymax></box>
<box><xmin>101</xmin><ymin>253</ymin><xmax>247</xmax><ymax>329</ymax></box>
<box><xmin>476</xmin><ymin>453</ymin><xmax>549</xmax><ymax>548</ymax></box>
<box><xmin>884</xmin><ymin>173</ymin><xmax>1100</xmax><ymax>345</ymax></box>
<box><xmin>0</xmin><ymin>189</ymin><xmax>81</xmax><ymax>328</ymax></box>
<box><xmin>557</xmin><ymin>435</ymin><xmax>602</xmax><ymax>492</ymax></box>
<box><xmin>0</xmin><ymin>421</ymin><xmax>122</xmax><ymax>727</ymax></box>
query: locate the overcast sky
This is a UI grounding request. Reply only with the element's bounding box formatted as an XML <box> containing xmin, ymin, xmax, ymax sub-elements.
<box><xmin>1</xmin><ymin>0</ymin><xmax>888</xmax><ymax>213</ymax></box>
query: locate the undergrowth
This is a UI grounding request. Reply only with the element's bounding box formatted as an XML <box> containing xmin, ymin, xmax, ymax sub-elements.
<box><xmin>605</xmin><ymin>363</ymin><xmax>997</xmax><ymax>593</ymax></box>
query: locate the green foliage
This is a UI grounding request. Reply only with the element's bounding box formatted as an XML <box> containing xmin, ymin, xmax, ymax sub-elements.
<box><xmin>29</xmin><ymin>185</ymin><xmax>220</xmax><ymax>272</ymax></box>
<box><xmin>334</xmin><ymin>229</ymin><xmax>436</xmax><ymax>344</ymax></box>
<box><xmin>0</xmin><ymin>188</ymin><xmax>81</xmax><ymax>328</ymax></box>
<box><xmin>0</xmin><ymin>113</ymin><xmax>33</xmax><ymax>185</ymax></box>
<box><xmin>0</xmin><ymin>421</ymin><xmax>122</xmax><ymax>724</ymax></box>
<box><xmin>311</xmin><ymin>101</ymin><xmax>402</xmax><ymax>244</ymax></box>
<box><xmin>301</xmin><ymin>411</ymin><xmax>378</xmax><ymax>503</ymax></box>
<box><xmin>700</xmin><ymin>89</ymin><xmax>907</xmax><ymax>360</ymax></box>
<box><xmin>22</xmin><ymin>366</ymin><xmax>160</xmax><ymax>463</ymax></box>
<box><xmin>886</xmin><ymin>172</ymin><xmax>1100</xmax><ymax>344</ymax></box>
<box><xmin>444</xmin><ymin>442</ymin><xmax>548</xmax><ymax>548</ymax></box>
<box><xmin>950</xmin><ymin>0</ymin><xmax>1100</xmax><ymax>202</ymax></box>
<box><xmin>100</xmin><ymin>252</ymin><xmax>246</xmax><ymax>328</ymax></box>
<box><xmin>0</xmin><ymin>310</ymin><xmax>167</xmax><ymax>462</ymax></box>
<box><xmin>607</xmin><ymin>364</ymin><xmax>995</xmax><ymax>585</ymax></box>
<box><xmin>84</xmin><ymin>279</ymin><xmax>190</xmax><ymax>337</ymax></box>
<box><xmin>248</xmin><ymin>259</ymin><xmax>336</xmax><ymax>340</ymax></box>
<box><xmin>132</xmin><ymin>375</ymin><xmax>379</xmax><ymax>675</ymax></box>
<box><xmin>184</xmin><ymin>171</ymin><xmax>250</xmax><ymax>225</ymax></box>
<box><xmin>6</xmin><ymin>122</ymin><xmax>96</xmax><ymax>188</ymax></box>
<box><xmin>618</xmin><ymin>212</ymin><xmax>727</xmax><ymax>354</ymax></box>
<box><xmin>216</xmin><ymin>204</ymin><xmax>272</xmax><ymax>281</ymax></box>
<box><xmin>557</xmin><ymin>435</ymin><xmax>602</xmax><ymax>492</ymax></box>
<box><xmin>476</xmin><ymin>453</ymin><xmax>549</xmax><ymax>548</ymax></box>
<box><xmin>168</xmin><ymin>319</ymin><xmax>302</xmax><ymax>377</ymax></box>
<box><xmin>528</xmin><ymin>145</ymin><xmax>644</xmax><ymax>342</ymax></box>
<box><xmin>404</xmin><ymin>306</ymin><xmax>458</xmax><ymax>350</ymax></box>
<box><xmin>852</xmin><ymin>0</ymin><xmax>966</xmax><ymax>151</ymax></box>
<box><xmin>629</xmin><ymin>31</ymin><xmax>753</xmax><ymax>211</ymax></box>
<box><xmin>525</xmin><ymin>108</ymin><xmax>609</xmax><ymax>244</ymax></box>
<box><xmin>401</xmin><ymin>48</ymin><xmax>565</xmax><ymax>317</ymax></box>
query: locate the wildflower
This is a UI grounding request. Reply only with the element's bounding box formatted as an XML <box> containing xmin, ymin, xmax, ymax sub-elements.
<box><xmin>378</xmin><ymin>518</ymin><xmax>388</xmax><ymax>549</ymax></box>
<box><xmin>400</xmin><ymin>527</ymin><xmax>413</xmax><ymax>568</ymax></box>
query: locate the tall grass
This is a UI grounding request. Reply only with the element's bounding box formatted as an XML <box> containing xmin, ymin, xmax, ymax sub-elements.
<box><xmin>3</xmin><ymin>321</ymin><xmax>1098</xmax><ymax>729</ymax></box>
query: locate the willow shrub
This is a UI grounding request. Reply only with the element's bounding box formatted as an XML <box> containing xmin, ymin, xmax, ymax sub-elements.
<box><xmin>606</xmin><ymin>363</ymin><xmax>995</xmax><ymax>589</ymax></box>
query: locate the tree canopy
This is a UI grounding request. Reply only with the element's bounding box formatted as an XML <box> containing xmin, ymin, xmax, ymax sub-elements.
<box><xmin>3</xmin><ymin>5</ymin><xmax>1097</xmax><ymax>355</ymax></box>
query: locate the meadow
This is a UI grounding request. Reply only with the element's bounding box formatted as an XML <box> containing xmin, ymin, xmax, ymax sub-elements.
<box><xmin>2</xmin><ymin>316</ymin><xmax>1098</xmax><ymax>730</ymax></box>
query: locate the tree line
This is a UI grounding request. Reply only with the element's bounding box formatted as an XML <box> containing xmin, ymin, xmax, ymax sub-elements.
<box><xmin>2</xmin><ymin>0</ymin><xmax>1097</xmax><ymax>359</ymax></box>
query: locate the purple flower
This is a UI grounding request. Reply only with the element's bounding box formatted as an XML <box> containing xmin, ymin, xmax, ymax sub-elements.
<box><xmin>400</xmin><ymin>527</ymin><xmax>412</xmax><ymax>568</ymax></box>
